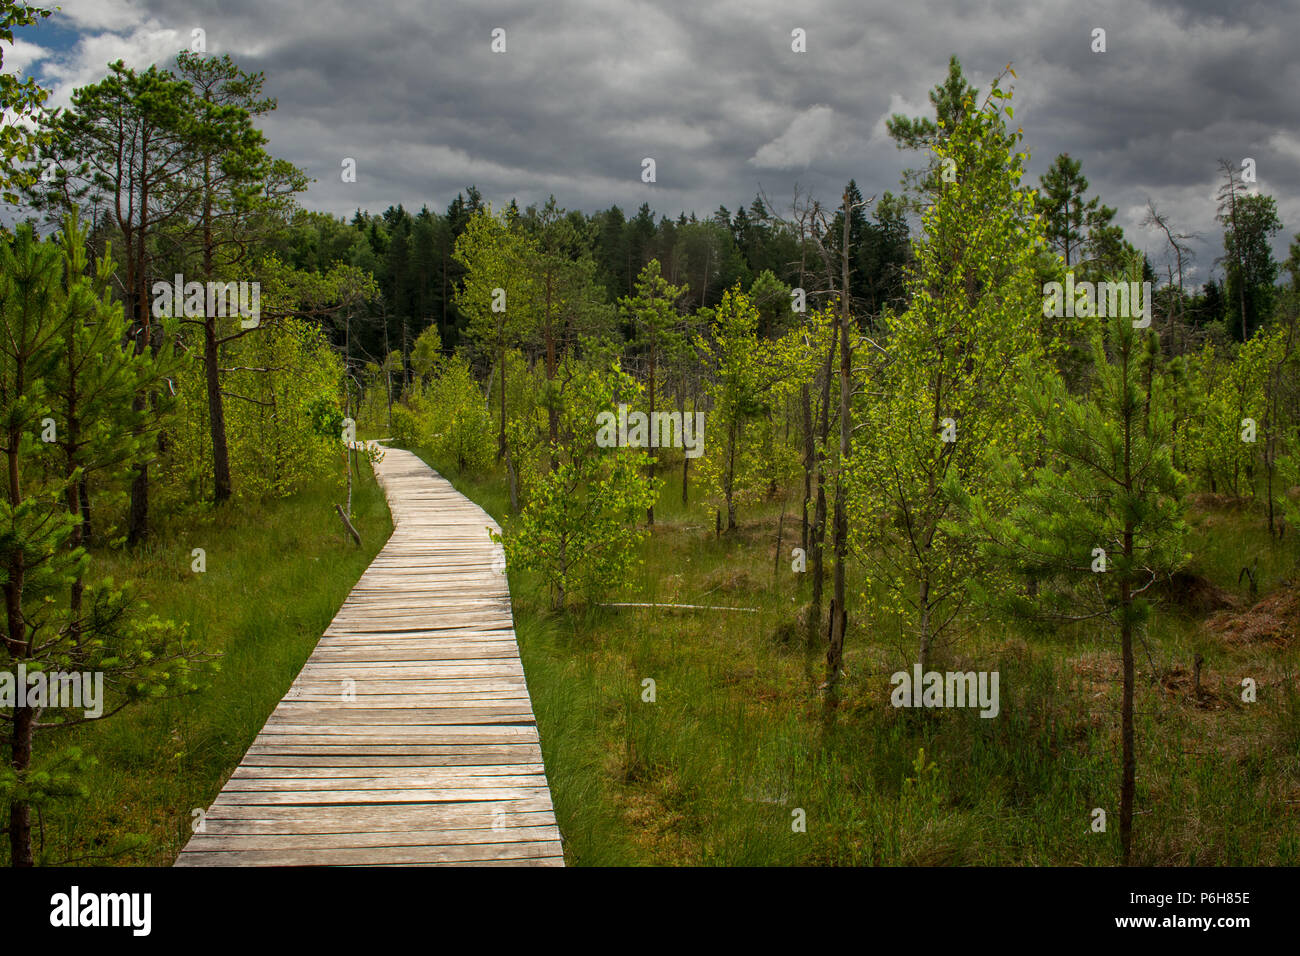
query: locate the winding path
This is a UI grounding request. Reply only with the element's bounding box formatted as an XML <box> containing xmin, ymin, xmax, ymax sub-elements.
<box><xmin>175</xmin><ymin>446</ymin><xmax>563</xmax><ymax>866</ymax></box>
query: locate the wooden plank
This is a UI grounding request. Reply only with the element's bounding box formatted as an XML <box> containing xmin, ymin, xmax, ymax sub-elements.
<box><xmin>201</xmin><ymin>799</ymin><xmax>557</xmax><ymax>826</ymax></box>
<box><xmin>263</xmin><ymin>707</ymin><xmax>538</xmax><ymax>724</ymax></box>
<box><xmin>240</xmin><ymin>753</ymin><xmax>544</xmax><ymax>768</ymax></box>
<box><xmin>251</xmin><ymin>725</ymin><xmax>540</xmax><ymax>740</ymax></box>
<box><xmin>182</xmin><ymin>825</ymin><xmax>562</xmax><ymax>851</ymax></box>
<box><xmin>207</xmin><ymin>787</ymin><xmax>555</xmax><ymax>806</ymax></box>
<box><xmin>177</xmin><ymin>446</ymin><xmax>563</xmax><ymax>867</ymax></box>
<box><xmin>228</xmin><ymin>766</ymin><xmax>549</xmax><ymax>783</ymax></box>
<box><xmin>199</xmin><ymin>813</ymin><xmax>559</xmax><ymax>836</ymax></box>
<box><xmin>175</xmin><ymin>840</ymin><xmax>563</xmax><ymax>867</ymax></box>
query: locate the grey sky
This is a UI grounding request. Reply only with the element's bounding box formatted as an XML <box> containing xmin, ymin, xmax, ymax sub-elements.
<box><xmin>15</xmin><ymin>0</ymin><xmax>1300</xmax><ymax>283</ymax></box>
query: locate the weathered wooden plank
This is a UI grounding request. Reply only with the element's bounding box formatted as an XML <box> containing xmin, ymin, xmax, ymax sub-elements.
<box><xmin>229</xmin><ymin>764</ymin><xmax>549</xmax><ymax>781</ymax></box>
<box><xmin>183</xmin><ymin>825</ymin><xmax>562</xmax><ymax>852</ymax></box>
<box><xmin>286</xmin><ymin>679</ymin><xmax>532</xmax><ymax>695</ymax></box>
<box><xmin>241</xmin><ymin>752</ymin><xmax>544</xmax><ymax>769</ymax></box>
<box><xmin>177</xmin><ymin>446</ymin><xmax>563</xmax><ymax>867</ymax></box>
<box><xmin>220</xmin><ymin>775</ymin><xmax>551</xmax><ymax>792</ymax></box>
<box><xmin>242</xmin><ymin>740</ymin><xmax>543</xmax><ymax>753</ymax></box>
<box><xmin>206</xmin><ymin>787</ymin><xmax>555</xmax><ymax>806</ymax></box>
<box><xmin>278</xmin><ymin>699</ymin><xmax>536</xmax><ymax>711</ymax></box>
<box><xmin>262</xmin><ymin>708</ymin><xmax>538</xmax><ymax>724</ymax></box>
<box><xmin>250</xmin><ymin>728</ymin><xmax>540</xmax><ymax>743</ymax></box>
<box><xmin>201</xmin><ymin>799</ymin><xmax>556</xmax><ymax>826</ymax></box>
<box><xmin>294</xmin><ymin>669</ymin><xmax>528</xmax><ymax>681</ymax></box>
<box><xmin>175</xmin><ymin>840</ymin><xmax>563</xmax><ymax>867</ymax></box>
<box><xmin>305</xmin><ymin>649</ymin><xmax>523</xmax><ymax>663</ymax></box>
<box><xmin>198</xmin><ymin>814</ymin><xmax>559</xmax><ymax>838</ymax></box>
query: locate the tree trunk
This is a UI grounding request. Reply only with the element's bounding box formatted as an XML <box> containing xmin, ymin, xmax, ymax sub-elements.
<box><xmin>205</xmin><ymin>319</ymin><xmax>233</xmax><ymax>503</ymax></box>
<box><xmin>66</xmin><ymin>483</ymin><xmax>84</xmax><ymax>645</ymax></box>
<box><xmin>825</xmin><ymin>191</ymin><xmax>854</xmax><ymax>695</ymax></box>
<box><xmin>127</xmin><ymin>192</ymin><xmax>152</xmax><ymax>546</ymax></box>
<box><xmin>1120</xmin><ymin>561</ymin><xmax>1135</xmax><ymax>867</ymax></box>
<box><xmin>724</xmin><ymin>420</ymin><xmax>737</xmax><ymax>532</ymax></box>
<box><xmin>808</xmin><ymin>329</ymin><xmax>835</xmax><ymax>646</ymax></box>
<box><xmin>1120</xmin><ymin>342</ymin><xmax>1137</xmax><ymax>866</ymax></box>
<box><xmin>64</xmin><ymin>328</ymin><xmax>87</xmax><ymax>646</ymax></box>
<box><xmin>681</xmin><ymin>388</ymin><xmax>690</xmax><ymax>506</ymax></box>
<box><xmin>918</xmin><ymin>576</ymin><xmax>932</xmax><ymax>674</ymax></box>
<box><xmin>78</xmin><ymin>477</ymin><xmax>91</xmax><ymax>546</ymax></box>
<box><xmin>8</xmin><ymin>706</ymin><xmax>34</xmax><ymax>866</ymax></box>
<box><xmin>200</xmin><ymin>141</ymin><xmax>233</xmax><ymax>505</ymax></box>
<box><xmin>801</xmin><ymin>383</ymin><xmax>812</xmax><ymax>553</ymax></box>
<box><xmin>497</xmin><ymin>342</ymin><xmax>508</xmax><ymax>461</ymax></box>
<box><xmin>5</xmin><ymin>416</ymin><xmax>33</xmax><ymax>865</ymax></box>
<box><xmin>825</xmin><ymin>326</ymin><xmax>850</xmax><ymax>692</ymax></box>
<box><xmin>1219</xmin><ymin>165</ymin><xmax>1249</xmax><ymax>341</ymax></box>
<box><xmin>545</xmin><ymin>273</ymin><xmax>558</xmax><ymax>469</ymax></box>
<box><xmin>647</xmin><ymin>343</ymin><xmax>656</xmax><ymax>525</ymax></box>
<box><xmin>774</xmin><ymin>494</ymin><xmax>788</xmax><ymax>581</ymax></box>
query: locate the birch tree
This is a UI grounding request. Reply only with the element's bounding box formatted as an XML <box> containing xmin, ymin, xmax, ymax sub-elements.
<box><xmin>849</xmin><ymin>72</ymin><xmax>1047</xmax><ymax>675</ymax></box>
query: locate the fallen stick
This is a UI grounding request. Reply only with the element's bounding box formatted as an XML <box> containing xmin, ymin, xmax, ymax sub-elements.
<box><xmin>599</xmin><ymin>602</ymin><xmax>759</xmax><ymax>613</ymax></box>
<box><xmin>335</xmin><ymin>504</ymin><xmax>362</xmax><ymax>546</ymax></box>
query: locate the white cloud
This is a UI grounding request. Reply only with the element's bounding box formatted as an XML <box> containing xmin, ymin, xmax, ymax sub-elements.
<box><xmin>3</xmin><ymin>38</ymin><xmax>48</xmax><ymax>74</ymax></box>
<box><xmin>52</xmin><ymin>0</ymin><xmax>153</xmax><ymax>33</ymax></box>
<box><xmin>749</xmin><ymin>105</ymin><xmax>835</xmax><ymax>169</ymax></box>
<box><xmin>40</xmin><ymin>28</ymin><xmax>188</xmax><ymax>108</ymax></box>
<box><xmin>1267</xmin><ymin>131</ymin><xmax>1300</xmax><ymax>167</ymax></box>
<box><xmin>869</xmin><ymin>92</ymin><xmax>930</xmax><ymax>146</ymax></box>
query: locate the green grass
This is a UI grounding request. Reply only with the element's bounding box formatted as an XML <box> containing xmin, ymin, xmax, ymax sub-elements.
<box><xmin>22</xmin><ymin>464</ymin><xmax>392</xmax><ymax>866</ymax></box>
<box><xmin>413</xmin><ymin>446</ymin><xmax>1300</xmax><ymax>866</ymax></box>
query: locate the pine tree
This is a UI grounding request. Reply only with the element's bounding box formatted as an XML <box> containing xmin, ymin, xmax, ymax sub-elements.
<box><xmin>951</xmin><ymin>265</ymin><xmax>1188</xmax><ymax>866</ymax></box>
<box><xmin>31</xmin><ymin>61</ymin><xmax>203</xmax><ymax>544</ymax></box>
<box><xmin>885</xmin><ymin>55</ymin><xmax>980</xmax><ymax>206</ymax></box>
<box><xmin>170</xmin><ymin>49</ymin><xmax>308</xmax><ymax>505</ymax></box>
<box><xmin>1039</xmin><ymin>154</ymin><xmax>1095</xmax><ymax>268</ymax></box>
<box><xmin>1</xmin><ymin>220</ymin><xmax>211</xmax><ymax>866</ymax></box>
<box><xmin>1215</xmin><ymin>165</ymin><xmax>1282</xmax><ymax>342</ymax></box>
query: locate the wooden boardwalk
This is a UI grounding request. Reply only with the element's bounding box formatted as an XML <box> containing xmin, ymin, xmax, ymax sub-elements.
<box><xmin>176</xmin><ymin>446</ymin><xmax>563</xmax><ymax>866</ymax></box>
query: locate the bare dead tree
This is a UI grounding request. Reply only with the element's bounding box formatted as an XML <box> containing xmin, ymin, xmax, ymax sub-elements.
<box><xmin>1142</xmin><ymin>200</ymin><xmax>1198</xmax><ymax>355</ymax></box>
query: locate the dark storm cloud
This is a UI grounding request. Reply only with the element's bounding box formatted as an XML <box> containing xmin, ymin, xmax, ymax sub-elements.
<box><xmin>25</xmin><ymin>0</ymin><xmax>1300</xmax><ymax>279</ymax></box>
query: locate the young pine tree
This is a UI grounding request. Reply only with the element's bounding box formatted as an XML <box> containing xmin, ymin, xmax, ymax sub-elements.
<box><xmin>951</xmin><ymin>276</ymin><xmax>1188</xmax><ymax>866</ymax></box>
<box><xmin>1</xmin><ymin>221</ymin><xmax>211</xmax><ymax>866</ymax></box>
